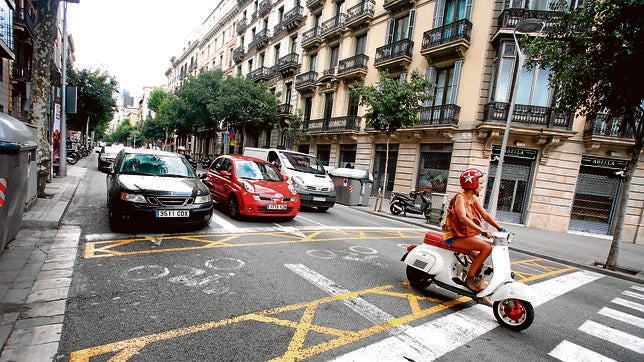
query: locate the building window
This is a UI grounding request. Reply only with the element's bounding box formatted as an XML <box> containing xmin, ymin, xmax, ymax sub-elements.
<box><xmin>339</xmin><ymin>144</ymin><xmax>356</xmax><ymax>168</ymax></box>
<box><xmin>417</xmin><ymin>144</ymin><xmax>452</xmax><ymax>193</ymax></box>
<box><xmin>316</xmin><ymin>144</ymin><xmax>330</xmax><ymax>166</ymax></box>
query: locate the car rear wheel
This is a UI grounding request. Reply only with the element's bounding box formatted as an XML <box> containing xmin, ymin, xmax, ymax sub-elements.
<box><xmin>228</xmin><ymin>196</ymin><xmax>240</xmax><ymax>219</ymax></box>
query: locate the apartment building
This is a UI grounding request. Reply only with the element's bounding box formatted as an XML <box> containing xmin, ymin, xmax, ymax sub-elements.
<box><xmin>166</xmin><ymin>0</ymin><xmax>643</xmax><ymax>242</ymax></box>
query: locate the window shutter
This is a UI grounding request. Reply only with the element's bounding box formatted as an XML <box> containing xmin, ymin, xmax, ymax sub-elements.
<box><xmin>433</xmin><ymin>0</ymin><xmax>445</xmax><ymax>28</ymax></box>
<box><xmin>385</xmin><ymin>18</ymin><xmax>395</xmax><ymax>44</ymax></box>
<box><xmin>448</xmin><ymin>60</ymin><xmax>463</xmax><ymax>104</ymax></box>
<box><xmin>425</xmin><ymin>67</ymin><xmax>436</xmax><ymax>107</ymax></box>
<box><xmin>406</xmin><ymin>9</ymin><xmax>416</xmax><ymax>39</ymax></box>
<box><xmin>466</xmin><ymin>0</ymin><xmax>473</xmax><ymax>20</ymax></box>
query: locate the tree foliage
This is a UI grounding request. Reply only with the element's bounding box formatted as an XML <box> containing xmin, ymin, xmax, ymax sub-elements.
<box><xmin>208</xmin><ymin>75</ymin><xmax>280</xmax><ymax>129</ymax></box>
<box><xmin>66</xmin><ymin>66</ymin><xmax>119</xmax><ymax>140</ymax></box>
<box><xmin>349</xmin><ymin>70</ymin><xmax>434</xmax><ymax>135</ymax></box>
<box><xmin>147</xmin><ymin>88</ymin><xmax>167</xmax><ymax>113</ymax></box>
<box><xmin>109</xmin><ymin>119</ymin><xmax>134</xmax><ymax>144</ymax></box>
<box><xmin>523</xmin><ymin>0</ymin><xmax>643</xmax><ymax>269</ymax></box>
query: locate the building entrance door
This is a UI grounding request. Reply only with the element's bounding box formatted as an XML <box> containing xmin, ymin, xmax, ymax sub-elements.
<box><xmin>372</xmin><ymin>144</ymin><xmax>398</xmax><ymax>198</ymax></box>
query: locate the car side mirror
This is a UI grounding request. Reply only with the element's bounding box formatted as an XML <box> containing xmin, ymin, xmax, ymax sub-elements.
<box><xmin>220</xmin><ymin>170</ymin><xmax>231</xmax><ymax>177</ymax></box>
<box><xmin>282</xmin><ymin>175</ymin><xmax>289</xmax><ymax>181</ymax></box>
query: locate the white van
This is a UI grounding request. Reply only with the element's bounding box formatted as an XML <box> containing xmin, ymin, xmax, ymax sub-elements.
<box><xmin>243</xmin><ymin>147</ymin><xmax>336</xmax><ymax>211</ymax></box>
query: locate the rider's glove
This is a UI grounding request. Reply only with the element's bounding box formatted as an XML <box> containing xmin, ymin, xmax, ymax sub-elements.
<box><xmin>497</xmin><ymin>227</ymin><xmax>507</xmax><ymax>232</ymax></box>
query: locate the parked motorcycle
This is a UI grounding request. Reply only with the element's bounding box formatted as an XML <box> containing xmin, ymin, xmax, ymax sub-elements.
<box><xmin>401</xmin><ymin>230</ymin><xmax>535</xmax><ymax>331</ymax></box>
<box><xmin>389</xmin><ymin>190</ymin><xmax>432</xmax><ymax>222</ymax></box>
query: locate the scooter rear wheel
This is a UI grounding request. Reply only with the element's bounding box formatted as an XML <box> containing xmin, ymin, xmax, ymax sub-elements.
<box><xmin>390</xmin><ymin>201</ymin><xmax>404</xmax><ymax>215</ymax></box>
<box><xmin>493</xmin><ymin>298</ymin><xmax>534</xmax><ymax>331</ymax></box>
<box><xmin>405</xmin><ymin>265</ymin><xmax>433</xmax><ymax>291</ymax></box>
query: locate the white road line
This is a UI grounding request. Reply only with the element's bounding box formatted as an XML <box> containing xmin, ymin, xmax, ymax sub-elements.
<box><xmin>329</xmin><ymin>270</ymin><xmax>602</xmax><ymax>362</ymax></box>
<box><xmin>611</xmin><ymin>297</ymin><xmax>644</xmax><ymax>313</ymax></box>
<box><xmin>284</xmin><ymin>263</ymin><xmax>433</xmax><ymax>356</ymax></box>
<box><xmin>598</xmin><ymin>307</ymin><xmax>644</xmax><ymax>329</ymax></box>
<box><xmin>632</xmin><ymin>285</ymin><xmax>644</xmax><ymax>293</ymax></box>
<box><xmin>291</xmin><ymin>214</ymin><xmax>326</xmax><ymax>226</ymax></box>
<box><xmin>578</xmin><ymin>320</ymin><xmax>644</xmax><ymax>354</ymax></box>
<box><xmin>549</xmin><ymin>340</ymin><xmax>617</xmax><ymax>362</ymax></box>
<box><xmin>210</xmin><ymin>214</ymin><xmax>241</xmax><ymax>231</ymax></box>
<box><xmin>622</xmin><ymin>290</ymin><xmax>644</xmax><ymax>301</ymax></box>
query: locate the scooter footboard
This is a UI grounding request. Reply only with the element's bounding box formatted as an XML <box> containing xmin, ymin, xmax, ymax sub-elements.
<box><xmin>489</xmin><ymin>282</ymin><xmax>535</xmax><ymax>302</ymax></box>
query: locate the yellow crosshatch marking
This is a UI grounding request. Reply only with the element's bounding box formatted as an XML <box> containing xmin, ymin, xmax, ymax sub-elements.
<box><xmin>83</xmin><ymin>229</ymin><xmax>428</xmax><ymax>259</ymax></box>
<box><xmin>69</xmin><ymin>259</ymin><xmax>575</xmax><ymax>361</ymax></box>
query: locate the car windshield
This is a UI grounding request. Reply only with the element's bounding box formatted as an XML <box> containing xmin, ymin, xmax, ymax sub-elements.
<box><xmin>102</xmin><ymin>146</ymin><xmax>121</xmax><ymax>155</ymax></box>
<box><xmin>235</xmin><ymin>160</ymin><xmax>283</xmax><ymax>181</ymax></box>
<box><xmin>282</xmin><ymin>152</ymin><xmax>326</xmax><ymax>175</ymax></box>
<box><xmin>119</xmin><ymin>153</ymin><xmax>195</xmax><ymax>177</ymax></box>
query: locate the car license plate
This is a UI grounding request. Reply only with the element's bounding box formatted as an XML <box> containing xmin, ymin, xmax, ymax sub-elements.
<box><xmin>156</xmin><ymin>210</ymin><xmax>190</xmax><ymax>218</ymax></box>
<box><xmin>313</xmin><ymin>197</ymin><xmax>326</xmax><ymax>202</ymax></box>
<box><xmin>267</xmin><ymin>204</ymin><xmax>287</xmax><ymax>210</ymax></box>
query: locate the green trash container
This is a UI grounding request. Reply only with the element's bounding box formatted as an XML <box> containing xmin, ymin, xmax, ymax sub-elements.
<box><xmin>329</xmin><ymin>168</ymin><xmax>373</xmax><ymax>206</ymax></box>
<box><xmin>0</xmin><ymin>113</ymin><xmax>38</xmax><ymax>252</ymax></box>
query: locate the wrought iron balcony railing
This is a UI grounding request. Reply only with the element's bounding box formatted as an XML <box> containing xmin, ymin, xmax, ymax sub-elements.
<box><xmin>584</xmin><ymin>113</ymin><xmax>635</xmax><ymax>139</ymax></box>
<box><xmin>303</xmin><ymin>116</ymin><xmax>361</xmax><ymax>133</ymax></box>
<box><xmin>422</xmin><ymin>19</ymin><xmax>472</xmax><ymax>50</ymax></box>
<box><xmin>337</xmin><ymin>54</ymin><xmax>369</xmax><ymax>75</ymax></box>
<box><xmin>483</xmin><ymin>102</ymin><xmax>572</xmax><ymax>130</ymax></box>
<box><xmin>374</xmin><ymin>39</ymin><xmax>413</xmax><ymax>65</ymax></box>
<box><xmin>419</xmin><ymin>104</ymin><xmax>460</xmax><ymax>126</ymax></box>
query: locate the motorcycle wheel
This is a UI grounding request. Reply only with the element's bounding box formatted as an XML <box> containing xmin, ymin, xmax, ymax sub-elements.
<box><xmin>66</xmin><ymin>154</ymin><xmax>78</xmax><ymax>165</ymax></box>
<box><xmin>390</xmin><ymin>201</ymin><xmax>404</xmax><ymax>215</ymax></box>
<box><xmin>493</xmin><ymin>299</ymin><xmax>535</xmax><ymax>331</ymax></box>
<box><xmin>405</xmin><ymin>265</ymin><xmax>433</xmax><ymax>291</ymax></box>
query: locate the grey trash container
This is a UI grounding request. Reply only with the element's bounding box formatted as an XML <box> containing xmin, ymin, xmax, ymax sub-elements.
<box><xmin>0</xmin><ymin>113</ymin><xmax>38</xmax><ymax>252</ymax></box>
<box><xmin>329</xmin><ymin>168</ymin><xmax>373</xmax><ymax>206</ymax></box>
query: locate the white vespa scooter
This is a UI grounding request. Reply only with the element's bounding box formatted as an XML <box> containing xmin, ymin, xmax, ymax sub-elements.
<box><xmin>401</xmin><ymin>229</ymin><xmax>535</xmax><ymax>331</ymax></box>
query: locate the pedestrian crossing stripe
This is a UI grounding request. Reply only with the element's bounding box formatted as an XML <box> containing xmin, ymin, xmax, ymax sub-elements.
<box><xmin>549</xmin><ymin>340</ymin><xmax>617</xmax><ymax>362</ymax></box>
<box><xmin>578</xmin><ymin>320</ymin><xmax>644</xmax><ymax>354</ymax></box>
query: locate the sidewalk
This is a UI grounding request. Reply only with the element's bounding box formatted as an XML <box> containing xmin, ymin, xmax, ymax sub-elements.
<box><xmin>0</xmin><ymin>158</ymin><xmax>642</xmax><ymax>361</ymax></box>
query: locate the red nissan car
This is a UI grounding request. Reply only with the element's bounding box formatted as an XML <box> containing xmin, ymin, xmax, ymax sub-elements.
<box><xmin>202</xmin><ymin>154</ymin><xmax>300</xmax><ymax>220</ymax></box>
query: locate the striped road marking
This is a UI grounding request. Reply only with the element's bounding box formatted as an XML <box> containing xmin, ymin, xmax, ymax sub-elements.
<box><xmin>328</xmin><ymin>270</ymin><xmax>602</xmax><ymax>361</ymax></box>
<box><xmin>549</xmin><ymin>340</ymin><xmax>617</xmax><ymax>362</ymax></box>
<box><xmin>578</xmin><ymin>320</ymin><xmax>644</xmax><ymax>354</ymax></box>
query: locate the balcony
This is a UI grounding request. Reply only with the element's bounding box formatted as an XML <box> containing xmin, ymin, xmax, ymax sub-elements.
<box><xmin>303</xmin><ymin>116</ymin><xmax>361</xmax><ymax>134</ymax></box>
<box><xmin>495</xmin><ymin>8</ymin><xmax>556</xmax><ymax>41</ymax></box>
<box><xmin>320</xmin><ymin>14</ymin><xmax>346</xmax><ymax>42</ymax></box>
<box><xmin>306</xmin><ymin>0</ymin><xmax>324</xmax><ymax>12</ymax></box>
<box><xmin>11</xmin><ymin>63</ymin><xmax>31</xmax><ymax>83</ymax></box>
<box><xmin>237</xmin><ymin>18</ymin><xmax>248</xmax><ymax>35</ymax></box>
<box><xmin>344</xmin><ymin>1</ymin><xmax>375</xmax><ymax>30</ymax></box>
<box><xmin>283</xmin><ymin>6</ymin><xmax>305</xmax><ymax>32</ymax></box>
<box><xmin>295</xmin><ymin>71</ymin><xmax>318</xmax><ymax>94</ymax></box>
<box><xmin>337</xmin><ymin>54</ymin><xmax>368</xmax><ymax>82</ymax></box>
<box><xmin>249</xmin><ymin>29</ymin><xmax>270</xmax><ymax>51</ymax></box>
<box><xmin>421</xmin><ymin>19</ymin><xmax>472</xmax><ymax>65</ymax></box>
<box><xmin>383</xmin><ymin>0</ymin><xmax>415</xmax><ymax>13</ymax></box>
<box><xmin>273</xmin><ymin>22</ymin><xmax>286</xmax><ymax>40</ymax></box>
<box><xmin>374</xmin><ymin>39</ymin><xmax>413</xmax><ymax>74</ymax></box>
<box><xmin>233</xmin><ymin>46</ymin><xmax>245</xmax><ymax>64</ymax></box>
<box><xmin>14</xmin><ymin>6</ymin><xmax>36</xmax><ymax>36</ymax></box>
<box><xmin>302</xmin><ymin>27</ymin><xmax>322</xmax><ymax>50</ymax></box>
<box><xmin>278</xmin><ymin>103</ymin><xmax>293</xmax><ymax>117</ymax></box>
<box><xmin>247</xmin><ymin>66</ymin><xmax>273</xmax><ymax>82</ymax></box>
<box><xmin>276</xmin><ymin>52</ymin><xmax>300</xmax><ymax>77</ymax></box>
<box><xmin>258</xmin><ymin>0</ymin><xmax>272</xmax><ymax>17</ymax></box>
<box><xmin>419</xmin><ymin>104</ymin><xmax>460</xmax><ymax>127</ymax></box>
<box><xmin>237</xmin><ymin>0</ymin><xmax>252</xmax><ymax>7</ymax></box>
<box><xmin>583</xmin><ymin>113</ymin><xmax>636</xmax><ymax>149</ymax></box>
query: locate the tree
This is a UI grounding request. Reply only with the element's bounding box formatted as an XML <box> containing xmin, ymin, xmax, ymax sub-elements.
<box><xmin>109</xmin><ymin>119</ymin><xmax>134</xmax><ymax>144</ymax></box>
<box><xmin>29</xmin><ymin>0</ymin><xmax>60</xmax><ymax>197</ymax></box>
<box><xmin>147</xmin><ymin>88</ymin><xmax>168</xmax><ymax>113</ymax></box>
<box><xmin>349</xmin><ymin>70</ymin><xmax>433</xmax><ymax>199</ymax></box>
<box><xmin>66</xmin><ymin>66</ymin><xmax>119</xmax><ymax>140</ymax></box>
<box><xmin>209</xmin><ymin>75</ymin><xmax>280</xmax><ymax>148</ymax></box>
<box><xmin>279</xmin><ymin>110</ymin><xmax>308</xmax><ymax>148</ymax></box>
<box><xmin>523</xmin><ymin>0</ymin><xmax>643</xmax><ymax>270</ymax></box>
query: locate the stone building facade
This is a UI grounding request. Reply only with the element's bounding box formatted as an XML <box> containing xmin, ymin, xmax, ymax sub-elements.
<box><xmin>166</xmin><ymin>0</ymin><xmax>643</xmax><ymax>242</ymax></box>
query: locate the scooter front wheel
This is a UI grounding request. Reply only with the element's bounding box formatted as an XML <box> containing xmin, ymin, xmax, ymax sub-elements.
<box><xmin>405</xmin><ymin>265</ymin><xmax>433</xmax><ymax>291</ymax></box>
<box><xmin>493</xmin><ymin>298</ymin><xmax>534</xmax><ymax>331</ymax></box>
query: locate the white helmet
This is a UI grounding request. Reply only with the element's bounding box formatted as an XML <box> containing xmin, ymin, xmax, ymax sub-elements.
<box><xmin>177</xmin><ymin>146</ymin><xmax>186</xmax><ymax>151</ymax></box>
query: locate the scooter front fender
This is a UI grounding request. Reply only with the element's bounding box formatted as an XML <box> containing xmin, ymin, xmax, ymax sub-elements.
<box><xmin>489</xmin><ymin>282</ymin><xmax>535</xmax><ymax>303</ymax></box>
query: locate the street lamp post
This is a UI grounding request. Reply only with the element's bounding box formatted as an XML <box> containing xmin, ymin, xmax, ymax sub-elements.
<box><xmin>487</xmin><ymin>19</ymin><xmax>546</xmax><ymax>219</ymax></box>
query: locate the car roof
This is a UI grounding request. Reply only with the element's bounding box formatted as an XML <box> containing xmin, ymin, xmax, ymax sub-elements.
<box><xmin>119</xmin><ymin>148</ymin><xmax>182</xmax><ymax>158</ymax></box>
<box><xmin>219</xmin><ymin>154</ymin><xmax>270</xmax><ymax>163</ymax></box>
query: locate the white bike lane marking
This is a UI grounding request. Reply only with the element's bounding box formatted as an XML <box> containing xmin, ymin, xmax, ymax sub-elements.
<box><xmin>324</xmin><ymin>270</ymin><xmax>603</xmax><ymax>362</ymax></box>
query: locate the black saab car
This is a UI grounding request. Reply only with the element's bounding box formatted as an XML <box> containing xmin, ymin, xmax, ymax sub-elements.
<box><xmin>101</xmin><ymin>148</ymin><xmax>213</xmax><ymax>231</ymax></box>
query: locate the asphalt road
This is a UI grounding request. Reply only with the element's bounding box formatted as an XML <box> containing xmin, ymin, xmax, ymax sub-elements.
<box><xmin>55</xmin><ymin>163</ymin><xmax>643</xmax><ymax>361</ymax></box>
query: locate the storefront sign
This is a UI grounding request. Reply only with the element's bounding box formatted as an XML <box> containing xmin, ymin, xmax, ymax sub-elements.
<box><xmin>581</xmin><ymin>156</ymin><xmax>628</xmax><ymax>170</ymax></box>
<box><xmin>491</xmin><ymin>146</ymin><xmax>537</xmax><ymax>160</ymax></box>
